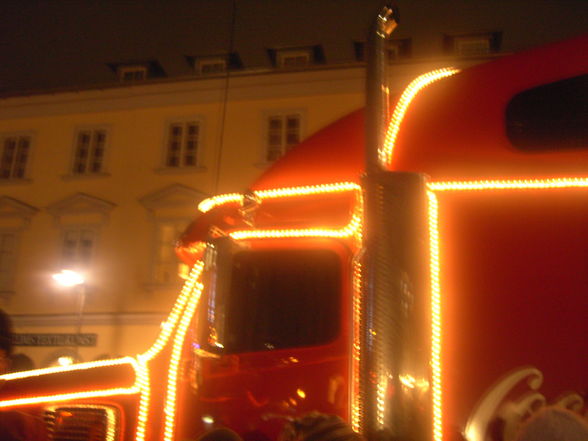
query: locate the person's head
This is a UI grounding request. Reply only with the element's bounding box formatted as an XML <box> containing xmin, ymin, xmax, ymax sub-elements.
<box><xmin>515</xmin><ymin>406</ymin><xmax>588</xmax><ymax>441</ymax></box>
<box><xmin>0</xmin><ymin>309</ymin><xmax>13</xmax><ymax>374</ymax></box>
<box><xmin>10</xmin><ymin>352</ymin><xmax>34</xmax><ymax>372</ymax></box>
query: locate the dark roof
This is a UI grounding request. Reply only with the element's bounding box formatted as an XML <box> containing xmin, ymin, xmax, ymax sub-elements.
<box><xmin>1</xmin><ymin>0</ymin><xmax>587</xmax><ymax>96</ymax></box>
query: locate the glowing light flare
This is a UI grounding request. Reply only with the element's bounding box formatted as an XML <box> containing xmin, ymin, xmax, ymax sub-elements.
<box><xmin>142</xmin><ymin>261</ymin><xmax>204</xmax><ymax>360</ymax></box>
<box><xmin>428</xmin><ymin>177</ymin><xmax>588</xmax><ymax>192</ymax></box>
<box><xmin>351</xmin><ymin>256</ymin><xmax>364</xmax><ymax>432</ymax></box>
<box><xmin>135</xmin><ymin>261</ymin><xmax>204</xmax><ymax>441</ymax></box>
<box><xmin>133</xmin><ymin>356</ymin><xmax>151</xmax><ymax>441</ymax></box>
<box><xmin>398</xmin><ymin>374</ymin><xmax>430</xmax><ymax>391</ymax></box>
<box><xmin>57</xmin><ymin>356</ymin><xmax>74</xmax><ymax>367</ymax></box>
<box><xmin>228</xmin><ymin>211</ymin><xmax>362</xmax><ymax>241</ymax></box>
<box><xmin>198</xmin><ymin>193</ymin><xmax>242</xmax><ymax>213</ymax></box>
<box><xmin>179</xmin><ymin>242</ymin><xmax>207</xmax><ymax>265</ymax></box>
<box><xmin>198</xmin><ymin>182</ymin><xmax>361</xmax><ymax>213</ymax></box>
<box><xmin>0</xmin><ymin>387</ymin><xmax>139</xmax><ymax>409</ymax></box>
<box><xmin>427</xmin><ymin>190</ymin><xmax>443</xmax><ymax>441</ymax></box>
<box><xmin>379</xmin><ymin>68</ymin><xmax>460</xmax><ymax>168</ymax></box>
<box><xmin>376</xmin><ymin>373</ymin><xmax>388</xmax><ymax>427</ymax></box>
<box><xmin>0</xmin><ymin>357</ymin><xmax>144</xmax><ymax>411</ymax></box>
<box><xmin>256</xmin><ymin>182</ymin><xmax>360</xmax><ymax>199</ymax></box>
<box><xmin>0</xmin><ymin>356</ymin><xmax>138</xmax><ymax>382</ymax></box>
<box><xmin>349</xmin><ymin>188</ymin><xmax>365</xmax><ymax>432</ymax></box>
<box><xmin>399</xmin><ymin>374</ymin><xmax>416</xmax><ymax>389</ymax></box>
<box><xmin>52</xmin><ymin>269</ymin><xmax>85</xmax><ymax>287</ymax></box>
<box><xmin>163</xmin><ymin>281</ymin><xmax>205</xmax><ymax>441</ymax></box>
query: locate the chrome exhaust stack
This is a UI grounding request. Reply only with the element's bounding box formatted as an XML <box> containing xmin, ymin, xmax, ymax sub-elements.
<box><xmin>360</xmin><ymin>5</ymin><xmax>433</xmax><ymax>441</ymax></box>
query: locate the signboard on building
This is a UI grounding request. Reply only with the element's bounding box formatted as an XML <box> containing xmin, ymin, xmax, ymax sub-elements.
<box><xmin>12</xmin><ymin>333</ymin><xmax>97</xmax><ymax>347</ymax></box>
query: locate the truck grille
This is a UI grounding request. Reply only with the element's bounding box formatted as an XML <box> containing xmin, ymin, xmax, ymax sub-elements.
<box><xmin>44</xmin><ymin>405</ymin><xmax>119</xmax><ymax>441</ymax></box>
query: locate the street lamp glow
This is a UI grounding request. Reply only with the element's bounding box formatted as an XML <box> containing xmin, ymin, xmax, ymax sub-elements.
<box><xmin>57</xmin><ymin>356</ymin><xmax>74</xmax><ymax>367</ymax></box>
<box><xmin>53</xmin><ymin>270</ymin><xmax>85</xmax><ymax>287</ymax></box>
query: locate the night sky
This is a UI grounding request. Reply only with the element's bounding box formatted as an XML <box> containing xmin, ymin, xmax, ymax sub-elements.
<box><xmin>1</xmin><ymin>0</ymin><xmax>587</xmax><ymax>95</ymax></box>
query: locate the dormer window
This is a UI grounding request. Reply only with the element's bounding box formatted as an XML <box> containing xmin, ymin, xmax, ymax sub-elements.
<box><xmin>107</xmin><ymin>60</ymin><xmax>166</xmax><ymax>83</ymax></box>
<box><xmin>197</xmin><ymin>58</ymin><xmax>227</xmax><ymax>75</ymax></box>
<box><xmin>444</xmin><ymin>32</ymin><xmax>502</xmax><ymax>57</ymax></box>
<box><xmin>267</xmin><ymin>45</ymin><xmax>325</xmax><ymax>69</ymax></box>
<box><xmin>186</xmin><ymin>53</ymin><xmax>243</xmax><ymax>76</ymax></box>
<box><xmin>278</xmin><ymin>50</ymin><xmax>311</xmax><ymax>68</ymax></box>
<box><xmin>456</xmin><ymin>37</ymin><xmax>489</xmax><ymax>56</ymax></box>
<box><xmin>118</xmin><ymin>65</ymin><xmax>147</xmax><ymax>82</ymax></box>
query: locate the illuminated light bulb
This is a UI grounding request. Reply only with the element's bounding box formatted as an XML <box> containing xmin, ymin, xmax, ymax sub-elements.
<box><xmin>136</xmin><ymin>261</ymin><xmax>205</xmax><ymax>441</ymax></box>
<box><xmin>351</xmin><ymin>247</ymin><xmax>364</xmax><ymax>433</ymax></box>
<box><xmin>255</xmin><ymin>182</ymin><xmax>360</xmax><ymax>199</ymax></box>
<box><xmin>0</xmin><ymin>356</ymin><xmax>146</xmax><ymax>411</ymax></box>
<box><xmin>296</xmin><ymin>389</ymin><xmax>306</xmax><ymax>399</ymax></box>
<box><xmin>428</xmin><ymin>177</ymin><xmax>588</xmax><ymax>192</ymax></box>
<box><xmin>142</xmin><ymin>261</ymin><xmax>204</xmax><ymax>360</ymax></box>
<box><xmin>427</xmin><ymin>191</ymin><xmax>443</xmax><ymax>441</ymax></box>
<box><xmin>228</xmin><ymin>211</ymin><xmax>362</xmax><ymax>241</ymax></box>
<box><xmin>134</xmin><ymin>356</ymin><xmax>151</xmax><ymax>441</ymax></box>
<box><xmin>198</xmin><ymin>193</ymin><xmax>242</xmax><ymax>213</ymax></box>
<box><xmin>198</xmin><ymin>182</ymin><xmax>361</xmax><ymax>213</ymax></box>
<box><xmin>0</xmin><ymin>356</ymin><xmax>139</xmax><ymax>382</ymax></box>
<box><xmin>0</xmin><ymin>386</ymin><xmax>139</xmax><ymax>409</ymax></box>
<box><xmin>379</xmin><ymin>68</ymin><xmax>460</xmax><ymax>168</ymax></box>
<box><xmin>376</xmin><ymin>374</ymin><xmax>387</xmax><ymax>427</ymax></box>
<box><xmin>399</xmin><ymin>374</ymin><xmax>416</xmax><ymax>389</ymax></box>
<box><xmin>163</xmin><ymin>280</ymin><xmax>205</xmax><ymax>441</ymax></box>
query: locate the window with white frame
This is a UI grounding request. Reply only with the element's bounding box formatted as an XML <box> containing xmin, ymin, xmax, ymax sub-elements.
<box><xmin>0</xmin><ymin>232</ymin><xmax>17</xmax><ymax>291</ymax></box>
<box><xmin>266</xmin><ymin>113</ymin><xmax>301</xmax><ymax>162</ymax></box>
<box><xmin>61</xmin><ymin>228</ymin><xmax>96</xmax><ymax>269</ymax></box>
<box><xmin>72</xmin><ymin>129</ymin><xmax>107</xmax><ymax>175</ymax></box>
<box><xmin>165</xmin><ymin>121</ymin><xmax>201</xmax><ymax>168</ymax></box>
<box><xmin>444</xmin><ymin>32</ymin><xmax>501</xmax><ymax>57</ymax></box>
<box><xmin>0</xmin><ymin>134</ymin><xmax>31</xmax><ymax>180</ymax></box>
<box><xmin>277</xmin><ymin>50</ymin><xmax>311</xmax><ymax>68</ymax></box>
<box><xmin>118</xmin><ymin>65</ymin><xmax>147</xmax><ymax>82</ymax></box>
<box><xmin>153</xmin><ymin>219</ymin><xmax>188</xmax><ymax>284</ymax></box>
<box><xmin>197</xmin><ymin>58</ymin><xmax>227</xmax><ymax>75</ymax></box>
<box><xmin>455</xmin><ymin>36</ymin><xmax>491</xmax><ymax>56</ymax></box>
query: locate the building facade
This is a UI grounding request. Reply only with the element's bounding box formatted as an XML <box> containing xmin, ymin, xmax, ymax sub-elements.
<box><xmin>0</xmin><ymin>0</ymin><xmax>586</xmax><ymax>367</ymax></box>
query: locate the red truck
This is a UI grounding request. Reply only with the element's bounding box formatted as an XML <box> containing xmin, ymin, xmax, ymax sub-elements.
<box><xmin>0</xmin><ymin>7</ymin><xmax>586</xmax><ymax>441</ymax></box>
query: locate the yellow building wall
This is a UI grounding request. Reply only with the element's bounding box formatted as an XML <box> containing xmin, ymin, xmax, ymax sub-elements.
<box><xmin>0</xmin><ymin>67</ymin><xmax>369</xmax><ymax>366</ymax></box>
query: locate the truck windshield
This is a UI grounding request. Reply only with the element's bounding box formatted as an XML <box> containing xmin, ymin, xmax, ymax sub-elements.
<box><xmin>197</xmin><ymin>248</ymin><xmax>341</xmax><ymax>354</ymax></box>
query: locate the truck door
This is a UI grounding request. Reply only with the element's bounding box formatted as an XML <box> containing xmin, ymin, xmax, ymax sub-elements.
<box><xmin>178</xmin><ymin>240</ymin><xmax>353</xmax><ymax>441</ymax></box>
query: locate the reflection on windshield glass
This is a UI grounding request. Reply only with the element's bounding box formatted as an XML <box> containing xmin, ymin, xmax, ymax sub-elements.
<box><xmin>198</xmin><ymin>249</ymin><xmax>341</xmax><ymax>354</ymax></box>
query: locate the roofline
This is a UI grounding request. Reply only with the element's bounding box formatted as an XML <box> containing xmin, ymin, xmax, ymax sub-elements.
<box><xmin>0</xmin><ymin>54</ymin><xmax>506</xmax><ymax>100</ymax></box>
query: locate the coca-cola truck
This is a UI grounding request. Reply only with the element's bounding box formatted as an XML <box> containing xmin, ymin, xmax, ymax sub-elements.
<box><xmin>0</xmin><ymin>7</ymin><xmax>586</xmax><ymax>441</ymax></box>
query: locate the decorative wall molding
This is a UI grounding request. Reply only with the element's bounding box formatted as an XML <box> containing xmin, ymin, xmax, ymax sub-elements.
<box><xmin>0</xmin><ymin>196</ymin><xmax>38</xmax><ymax>227</ymax></box>
<box><xmin>139</xmin><ymin>183</ymin><xmax>207</xmax><ymax>213</ymax></box>
<box><xmin>47</xmin><ymin>192</ymin><xmax>116</xmax><ymax>224</ymax></box>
